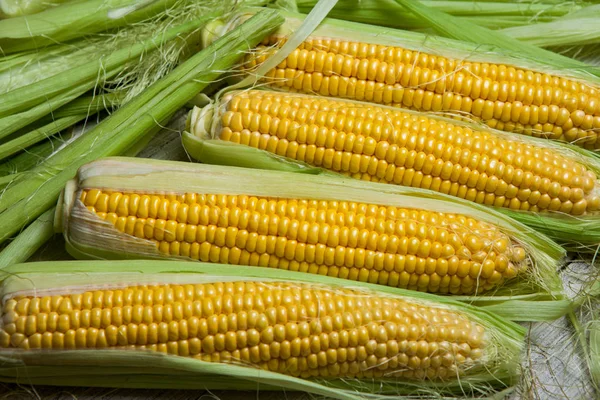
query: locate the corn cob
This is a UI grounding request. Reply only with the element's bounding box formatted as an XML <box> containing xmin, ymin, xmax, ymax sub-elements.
<box><xmin>56</xmin><ymin>158</ymin><xmax>565</xmax><ymax>305</ymax></box>
<box><xmin>206</xmin><ymin>11</ymin><xmax>600</xmax><ymax>149</ymax></box>
<box><xmin>183</xmin><ymin>89</ymin><xmax>600</xmax><ymax>246</ymax></box>
<box><xmin>189</xmin><ymin>89</ymin><xmax>600</xmax><ymax>216</ymax></box>
<box><xmin>0</xmin><ymin>260</ymin><xmax>525</xmax><ymax>397</ymax></box>
<box><xmin>0</xmin><ymin>281</ymin><xmax>486</xmax><ymax>379</ymax></box>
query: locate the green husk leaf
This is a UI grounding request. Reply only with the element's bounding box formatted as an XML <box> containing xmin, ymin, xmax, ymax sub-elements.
<box><xmin>0</xmin><ymin>207</ymin><xmax>55</xmax><ymax>268</ymax></box>
<box><xmin>500</xmin><ymin>5</ymin><xmax>600</xmax><ymax>47</ymax></box>
<box><xmin>590</xmin><ymin>320</ymin><xmax>600</xmax><ymax>389</ymax></box>
<box><xmin>0</xmin><ymin>0</ymin><xmax>73</xmax><ymax>18</ymax></box>
<box><xmin>0</xmin><ymin>133</ymin><xmax>70</xmax><ymax>176</ymax></box>
<box><xmin>0</xmin><ymin>93</ymin><xmax>120</xmax><ymax>162</ymax></box>
<box><xmin>58</xmin><ymin>157</ymin><xmax>566</xmax><ymax>320</ymax></box>
<box><xmin>0</xmin><ymin>173</ymin><xmax>19</xmax><ymax>190</ymax></box>
<box><xmin>0</xmin><ymin>44</ymin><xmax>98</xmax><ymax>92</ymax></box>
<box><xmin>0</xmin><ymin>9</ymin><xmax>284</xmax><ymax>245</ymax></box>
<box><xmin>293</xmin><ymin>0</ymin><xmax>581</xmax><ymax>30</ymax></box>
<box><xmin>0</xmin><ymin>115</ymin><xmax>83</xmax><ymax>161</ymax></box>
<box><xmin>0</xmin><ymin>259</ymin><xmax>525</xmax><ymax>397</ymax></box>
<box><xmin>0</xmin><ymin>0</ymin><xmax>180</xmax><ymax>54</ymax></box>
<box><xmin>392</xmin><ymin>0</ymin><xmax>600</xmax><ymax>76</ymax></box>
<box><xmin>0</xmin><ymin>86</ymin><xmax>85</xmax><ymax>140</ymax></box>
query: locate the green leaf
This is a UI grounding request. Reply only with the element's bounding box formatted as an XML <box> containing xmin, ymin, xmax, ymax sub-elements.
<box><xmin>293</xmin><ymin>0</ymin><xmax>579</xmax><ymax>30</ymax></box>
<box><xmin>0</xmin><ymin>0</ymin><xmax>179</xmax><ymax>53</ymax></box>
<box><xmin>393</xmin><ymin>0</ymin><xmax>600</xmax><ymax>76</ymax></box>
<box><xmin>0</xmin><ymin>207</ymin><xmax>55</xmax><ymax>268</ymax></box>
<box><xmin>0</xmin><ymin>0</ymin><xmax>73</xmax><ymax>18</ymax></box>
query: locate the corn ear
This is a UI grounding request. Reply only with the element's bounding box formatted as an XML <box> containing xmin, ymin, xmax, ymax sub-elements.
<box><xmin>55</xmin><ymin>157</ymin><xmax>567</xmax><ymax>320</ymax></box>
<box><xmin>208</xmin><ymin>10</ymin><xmax>600</xmax><ymax>150</ymax></box>
<box><xmin>183</xmin><ymin>89</ymin><xmax>600</xmax><ymax>248</ymax></box>
<box><xmin>0</xmin><ymin>259</ymin><xmax>524</xmax><ymax>397</ymax></box>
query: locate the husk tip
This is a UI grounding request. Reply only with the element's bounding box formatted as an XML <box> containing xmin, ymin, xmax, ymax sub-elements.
<box><xmin>54</xmin><ymin>179</ymin><xmax>78</xmax><ymax>234</ymax></box>
<box><xmin>187</xmin><ymin>104</ymin><xmax>215</xmax><ymax>139</ymax></box>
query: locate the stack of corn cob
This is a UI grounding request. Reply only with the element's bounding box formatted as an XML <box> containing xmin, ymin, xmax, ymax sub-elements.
<box><xmin>1</xmin><ymin>0</ymin><xmax>600</xmax><ymax>398</ymax></box>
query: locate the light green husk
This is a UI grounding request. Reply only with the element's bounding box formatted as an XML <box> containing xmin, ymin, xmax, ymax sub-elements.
<box><xmin>183</xmin><ymin>89</ymin><xmax>600</xmax><ymax>249</ymax></box>
<box><xmin>57</xmin><ymin>157</ymin><xmax>567</xmax><ymax>321</ymax></box>
<box><xmin>554</xmin><ymin>43</ymin><xmax>600</xmax><ymax>67</ymax></box>
<box><xmin>590</xmin><ymin>320</ymin><xmax>600</xmax><ymax>390</ymax></box>
<box><xmin>499</xmin><ymin>5</ymin><xmax>600</xmax><ymax>47</ymax></box>
<box><xmin>0</xmin><ymin>0</ymin><xmax>178</xmax><ymax>53</ymax></box>
<box><xmin>0</xmin><ymin>9</ymin><xmax>284</xmax><ymax>245</ymax></box>
<box><xmin>0</xmin><ymin>133</ymin><xmax>73</xmax><ymax>177</ymax></box>
<box><xmin>0</xmin><ymin>207</ymin><xmax>55</xmax><ymax>268</ymax></box>
<box><xmin>293</xmin><ymin>0</ymin><xmax>585</xmax><ymax>30</ymax></box>
<box><xmin>0</xmin><ymin>38</ymin><xmax>128</xmax><ymax>94</ymax></box>
<box><xmin>0</xmin><ymin>93</ymin><xmax>121</xmax><ymax>162</ymax></box>
<box><xmin>0</xmin><ymin>259</ymin><xmax>525</xmax><ymax>397</ymax></box>
<box><xmin>391</xmin><ymin>0</ymin><xmax>600</xmax><ymax>76</ymax></box>
<box><xmin>0</xmin><ymin>0</ymin><xmax>73</xmax><ymax>18</ymax></box>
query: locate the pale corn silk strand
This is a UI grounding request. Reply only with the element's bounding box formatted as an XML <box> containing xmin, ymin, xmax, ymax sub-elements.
<box><xmin>0</xmin><ymin>278</ymin><xmax>491</xmax><ymax>382</ymax></box>
<box><xmin>202</xmin><ymin>90</ymin><xmax>600</xmax><ymax>217</ymax></box>
<box><xmin>236</xmin><ymin>15</ymin><xmax>600</xmax><ymax>150</ymax></box>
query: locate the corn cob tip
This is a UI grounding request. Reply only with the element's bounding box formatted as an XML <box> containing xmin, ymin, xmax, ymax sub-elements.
<box><xmin>188</xmin><ymin>105</ymin><xmax>216</xmax><ymax>140</ymax></box>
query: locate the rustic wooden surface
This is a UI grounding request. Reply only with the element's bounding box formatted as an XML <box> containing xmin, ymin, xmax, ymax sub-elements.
<box><xmin>0</xmin><ymin>123</ymin><xmax>596</xmax><ymax>400</ymax></box>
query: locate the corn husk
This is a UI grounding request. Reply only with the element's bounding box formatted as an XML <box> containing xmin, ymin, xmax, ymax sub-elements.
<box><xmin>0</xmin><ymin>0</ymin><xmax>180</xmax><ymax>53</ymax></box>
<box><xmin>499</xmin><ymin>5</ymin><xmax>600</xmax><ymax>48</ymax></box>
<box><xmin>293</xmin><ymin>0</ymin><xmax>586</xmax><ymax>31</ymax></box>
<box><xmin>0</xmin><ymin>208</ymin><xmax>55</xmax><ymax>268</ymax></box>
<box><xmin>56</xmin><ymin>157</ymin><xmax>568</xmax><ymax>321</ymax></box>
<box><xmin>0</xmin><ymin>0</ymin><xmax>73</xmax><ymax>18</ymax></box>
<box><xmin>0</xmin><ymin>93</ymin><xmax>121</xmax><ymax>163</ymax></box>
<box><xmin>0</xmin><ymin>259</ymin><xmax>525</xmax><ymax>398</ymax></box>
